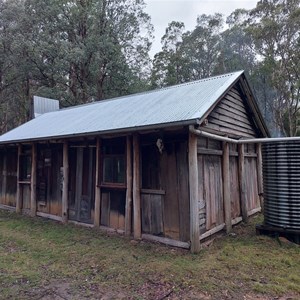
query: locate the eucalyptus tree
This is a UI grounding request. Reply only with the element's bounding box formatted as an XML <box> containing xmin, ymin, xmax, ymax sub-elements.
<box><xmin>23</xmin><ymin>0</ymin><xmax>153</xmax><ymax>105</ymax></box>
<box><xmin>215</xmin><ymin>9</ymin><xmax>257</xmax><ymax>75</ymax></box>
<box><xmin>151</xmin><ymin>21</ymin><xmax>187</xmax><ymax>87</ymax></box>
<box><xmin>246</xmin><ymin>0</ymin><xmax>300</xmax><ymax>136</ymax></box>
<box><xmin>181</xmin><ymin>13</ymin><xmax>224</xmax><ymax>80</ymax></box>
<box><xmin>0</xmin><ymin>0</ymin><xmax>153</xmax><ymax>133</ymax></box>
<box><xmin>0</xmin><ymin>0</ymin><xmax>31</xmax><ymax>130</ymax></box>
<box><xmin>151</xmin><ymin>14</ymin><xmax>224</xmax><ymax>88</ymax></box>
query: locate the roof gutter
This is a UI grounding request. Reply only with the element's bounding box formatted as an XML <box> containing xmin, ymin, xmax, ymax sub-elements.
<box><xmin>189</xmin><ymin>127</ymin><xmax>300</xmax><ymax>144</ymax></box>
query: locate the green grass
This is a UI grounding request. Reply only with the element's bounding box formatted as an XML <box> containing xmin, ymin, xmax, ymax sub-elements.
<box><xmin>0</xmin><ymin>210</ymin><xmax>299</xmax><ymax>299</ymax></box>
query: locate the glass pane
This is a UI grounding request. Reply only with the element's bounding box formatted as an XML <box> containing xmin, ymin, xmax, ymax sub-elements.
<box><xmin>20</xmin><ymin>155</ymin><xmax>32</xmax><ymax>181</ymax></box>
<box><xmin>103</xmin><ymin>157</ymin><xmax>114</xmax><ymax>183</ymax></box>
<box><xmin>116</xmin><ymin>157</ymin><xmax>125</xmax><ymax>183</ymax></box>
<box><xmin>103</xmin><ymin>156</ymin><xmax>125</xmax><ymax>184</ymax></box>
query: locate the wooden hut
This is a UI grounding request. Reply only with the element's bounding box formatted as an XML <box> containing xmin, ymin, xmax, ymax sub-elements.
<box><xmin>0</xmin><ymin>71</ymin><xmax>269</xmax><ymax>252</ymax></box>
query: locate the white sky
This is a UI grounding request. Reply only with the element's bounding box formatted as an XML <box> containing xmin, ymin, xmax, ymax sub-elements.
<box><xmin>144</xmin><ymin>0</ymin><xmax>258</xmax><ymax>57</ymax></box>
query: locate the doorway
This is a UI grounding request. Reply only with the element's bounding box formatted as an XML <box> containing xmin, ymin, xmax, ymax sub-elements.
<box><xmin>68</xmin><ymin>146</ymin><xmax>96</xmax><ymax>223</ymax></box>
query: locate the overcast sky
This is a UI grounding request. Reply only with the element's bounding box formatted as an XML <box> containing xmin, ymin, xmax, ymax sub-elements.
<box><xmin>144</xmin><ymin>0</ymin><xmax>258</xmax><ymax>57</ymax></box>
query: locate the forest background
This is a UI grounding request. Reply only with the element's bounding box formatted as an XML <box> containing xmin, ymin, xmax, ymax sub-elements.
<box><xmin>0</xmin><ymin>0</ymin><xmax>299</xmax><ymax>137</ymax></box>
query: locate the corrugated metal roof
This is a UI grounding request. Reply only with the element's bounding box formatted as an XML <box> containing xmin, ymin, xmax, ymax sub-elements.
<box><xmin>0</xmin><ymin>71</ymin><xmax>243</xmax><ymax>144</ymax></box>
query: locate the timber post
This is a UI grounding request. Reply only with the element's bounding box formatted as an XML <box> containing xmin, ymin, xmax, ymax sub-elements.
<box><xmin>222</xmin><ymin>141</ymin><xmax>232</xmax><ymax>233</ymax></box>
<box><xmin>94</xmin><ymin>137</ymin><xmax>101</xmax><ymax>227</ymax></box>
<box><xmin>256</xmin><ymin>143</ymin><xmax>263</xmax><ymax>210</ymax></box>
<box><xmin>132</xmin><ymin>134</ymin><xmax>141</xmax><ymax>239</ymax></box>
<box><xmin>30</xmin><ymin>143</ymin><xmax>37</xmax><ymax>217</ymax></box>
<box><xmin>238</xmin><ymin>143</ymin><xmax>247</xmax><ymax>222</ymax></box>
<box><xmin>188</xmin><ymin>128</ymin><xmax>201</xmax><ymax>253</ymax></box>
<box><xmin>62</xmin><ymin>141</ymin><xmax>69</xmax><ymax>223</ymax></box>
<box><xmin>125</xmin><ymin>135</ymin><xmax>133</xmax><ymax>236</ymax></box>
<box><xmin>16</xmin><ymin>144</ymin><xmax>22</xmax><ymax>213</ymax></box>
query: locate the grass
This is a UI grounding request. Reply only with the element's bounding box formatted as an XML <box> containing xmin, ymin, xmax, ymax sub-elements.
<box><xmin>0</xmin><ymin>210</ymin><xmax>299</xmax><ymax>299</ymax></box>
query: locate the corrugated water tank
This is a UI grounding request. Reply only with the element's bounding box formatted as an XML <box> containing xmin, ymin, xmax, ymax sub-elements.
<box><xmin>261</xmin><ymin>141</ymin><xmax>300</xmax><ymax>243</ymax></box>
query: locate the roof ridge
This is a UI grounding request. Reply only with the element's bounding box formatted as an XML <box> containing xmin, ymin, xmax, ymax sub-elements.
<box><xmin>51</xmin><ymin>70</ymin><xmax>244</xmax><ymax>113</ymax></box>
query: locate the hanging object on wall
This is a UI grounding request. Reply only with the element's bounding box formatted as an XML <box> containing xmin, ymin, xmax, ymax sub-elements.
<box><xmin>156</xmin><ymin>138</ymin><xmax>164</xmax><ymax>154</ymax></box>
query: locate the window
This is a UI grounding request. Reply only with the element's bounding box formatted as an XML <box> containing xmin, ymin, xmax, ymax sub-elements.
<box><xmin>101</xmin><ymin>138</ymin><xmax>125</xmax><ymax>186</ymax></box>
<box><xmin>141</xmin><ymin>145</ymin><xmax>160</xmax><ymax>189</ymax></box>
<box><xmin>20</xmin><ymin>154</ymin><xmax>31</xmax><ymax>181</ymax></box>
<box><xmin>103</xmin><ymin>156</ymin><xmax>125</xmax><ymax>184</ymax></box>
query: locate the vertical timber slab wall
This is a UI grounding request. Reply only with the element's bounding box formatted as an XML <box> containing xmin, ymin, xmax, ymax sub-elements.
<box><xmin>256</xmin><ymin>143</ymin><xmax>263</xmax><ymax>208</ymax></box>
<box><xmin>244</xmin><ymin>144</ymin><xmax>260</xmax><ymax>213</ymax></box>
<box><xmin>125</xmin><ymin>135</ymin><xmax>133</xmax><ymax>236</ymax></box>
<box><xmin>229</xmin><ymin>143</ymin><xmax>241</xmax><ymax>220</ymax></box>
<box><xmin>94</xmin><ymin>138</ymin><xmax>101</xmax><ymax>227</ymax></box>
<box><xmin>133</xmin><ymin>134</ymin><xmax>141</xmax><ymax>239</ymax></box>
<box><xmin>238</xmin><ymin>143</ymin><xmax>247</xmax><ymax>222</ymax></box>
<box><xmin>31</xmin><ymin>143</ymin><xmax>37</xmax><ymax>217</ymax></box>
<box><xmin>0</xmin><ymin>147</ymin><xmax>17</xmax><ymax>208</ymax></box>
<box><xmin>197</xmin><ymin>137</ymin><xmax>225</xmax><ymax>234</ymax></box>
<box><xmin>16</xmin><ymin>145</ymin><xmax>22</xmax><ymax>213</ymax></box>
<box><xmin>62</xmin><ymin>142</ymin><xmax>69</xmax><ymax>223</ymax></box>
<box><xmin>140</xmin><ymin>132</ymin><xmax>190</xmax><ymax>243</ymax></box>
<box><xmin>36</xmin><ymin>144</ymin><xmax>63</xmax><ymax>217</ymax></box>
<box><xmin>197</xmin><ymin>135</ymin><xmax>261</xmax><ymax>238</ymax></box>
<box><xmin>188</xmin><ymin>130</ymin><xmax>200</xmax><ymax>253</ymax></box>
<box><xmin>222</xmin><ymin>141</ymin><xmax>232</xmax><ymax>233</ymax></box>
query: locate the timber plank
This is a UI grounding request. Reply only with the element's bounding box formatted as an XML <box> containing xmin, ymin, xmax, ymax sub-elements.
<box><xmin>151</xmin><ymin>194</ymin><xmax>163</xmax><ymax>235</ymax></box>
<box><xmin>214</xmin><ymin>106</ymin><xmax>252</xmax><ymax>126</ymax></box>
<box><xmin>109</xmin><ymin>196</ymin><xmax>119</xmax><ymax>229</ymax></box>
<box><xmin>141</xmin><ymin>194</ymin><xmax>151</xmax><ymax>233</ymax></box>
<box><xmin>94</xmin><ymin>138</ymin><xmax>101</xmax><ymax>227</ymax></box>
<box><xmin>133</xmin><ymin>134</ymin><xmax>141</xmax><ymax>239</ymax></box>
<box><xmin>227</xmin><ymin>90</ymin><xmax>246</xmax><ymax>106</ymax></box>
<box><xmin>125</xmin><ymin>136</ymin><xmax>133</xmax><ymax>235</ymax></box>
<box><xmin>208</xmin><ymin>117</ymin><xmax>256</xmax><ymax>136</ymax></box>
<box><xmin>161</xmin><ymin>143</ymin><xmax>180</xmax><ymax>240</ymax></box>
<box><xmin>100</xmin><ymin>191</ymin><xmax>110</xmax><ymax>226</ymax></box>
<box><xmin>176</xmin><ymin>142</ymin><xmax>190</xmax><ymax>242</ymax></box>
<box><xmin>197</xmin><ymin>155</ymin><xmax>205</xmax><ymax>234</ymax></box>
<box><xmin>210</xmin><ymin>112</ymin><xmax>254</xmax><ymax>131</ymax></box>
<box><xmin>203</xmin><ymin>155</ymin><xmax>224</xmax><ymax>230</ymax></box>
<box><xmin>238</xmin><ymin>144</ymin><xmax>247</xmax><ymax>222</ymax></box>
<box><xmin>222</xmin><ymin>142</ymin><xmax>232</xmax><ymax>233</ymax></box>
<box><xmin>188</xmin><ymin>131</ymin><xmax>201</xmax><ymax>253</ymax></box>
<box><xmin>30</xmin><ymin>144</ymin><xmax>37</xmax><ymax>217</ymax></box>
<box><xmin>229</xmin><ymin>156</ymin><xmax>241</xmax><ymax>219</ymax></box>
<box><xmin>222</xmin><ymin>97</ymin><xmax>248</xmax><ymax>114</ymax></box>
<box><xmin>256</xmin><ymin>143</ymin><xmax>263</xmax><ymax>208</ymax></box>
<box><xmin>217</xmin><ymin>101</ymin><xmax>248</xmax><ymax>118</ymax></box>
<box><xmin>62</xmin><ymin>142</ymin><xmax>69</xmax><ymax>223</ymax></box>
<box><xmin>75</xmin><ymin>148</ymin><xmax>83</xmax><ymax>220</ymax></box>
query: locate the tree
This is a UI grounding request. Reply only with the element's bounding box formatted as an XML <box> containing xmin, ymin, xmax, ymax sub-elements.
<box><xmin>215</xmin><ymin>9</ymin><xmax>257</xmax><ymax>75</ymax></box>
<box><xmin>151</xmin><ymin>14</ymin><xmax>224</xmax><ymax>88</ymax></box>
<box><xmin>0</xmin><ymin>0</ymin><xmax>153</xmax><ymax>133</ymax></box>
<box><xmin>246</xmin><ymin>0</ymin><xmax>300</xmax><ymax>136</ymax></box>
<box><xmin>181</xmin><ymin>13</ymin><xmax>224</xmax><ymax>80</ymax></box>
<box><xmin>0</xmin><ymin>0</ymin><xmax>32</xmax><ymax>130</ymax></box>
<box><xmin>151</xmin><ymin>21</ymin><xmax>187</xmax><ymax>87</ymax></box>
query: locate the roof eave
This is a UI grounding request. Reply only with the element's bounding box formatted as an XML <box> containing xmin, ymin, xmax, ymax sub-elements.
<box><xmin>0</xmin><ymin>118</ymin><xmax>200</xmax><ymax>146</ymax></box>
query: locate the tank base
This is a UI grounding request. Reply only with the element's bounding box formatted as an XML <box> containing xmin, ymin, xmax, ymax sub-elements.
<box><xmin>256</xmin><ymin>224</ymin><xmax>300</xmax><ymax>245</ymax></box>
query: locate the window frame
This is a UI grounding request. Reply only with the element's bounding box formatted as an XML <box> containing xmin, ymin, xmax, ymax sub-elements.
<box><xmin>100</xmin><ymin>138</ymin><xmax>126</xmax><ymax>189</ymax></box>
